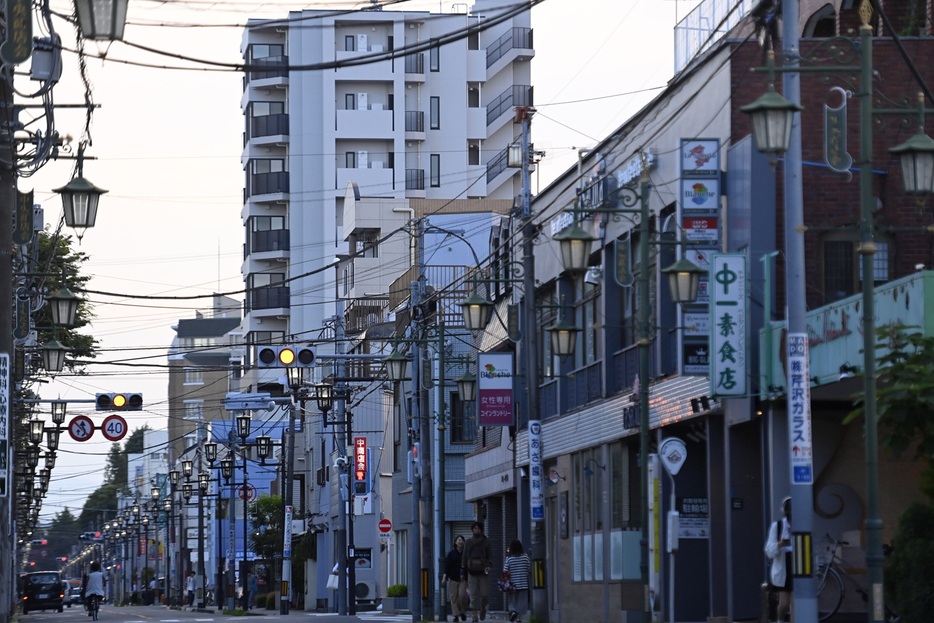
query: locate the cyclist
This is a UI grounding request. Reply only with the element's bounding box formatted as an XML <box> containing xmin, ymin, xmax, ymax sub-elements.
<box><xmin>82</xmin><ymin>561</ymin><xmax>106</xmax><ymax>619</ymax></box>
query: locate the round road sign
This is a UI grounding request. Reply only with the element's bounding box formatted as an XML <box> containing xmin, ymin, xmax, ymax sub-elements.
<box><xmin>68</xmin><ymin>416</ymin><xmax>95</xmax><ymax>442</ymax></box>
<box><xmin>101</xmin><ymin>414</ymin><xmax>129</xmax><ymax>442</ymax></box>
<box><xmin>378</xmin><ymin>518</ymin><xmax>392</xmax><ymax>534</ymax></box>
<box><xmin>238</xmin><ymin>484</ymin><xmax>256</xmax><ymax>501</ymax></box>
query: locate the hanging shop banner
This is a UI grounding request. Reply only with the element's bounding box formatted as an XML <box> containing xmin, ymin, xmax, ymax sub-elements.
<box><xmin>477</xmin><ymin>352</ymin><xmax>514</xmax><ymax>426</ymax></box>
<box><xmin>709</xmin><ymin>253</ymin><xmax>748</xmax><ymax>397</ymax></box>
<box><xmin>0</xmin><ymin>354</ymin><xmax>9</xmax><ymax>497</ymax></box>
<box><xmin>786</xmin><ymin>333</ymin><xmax>814</xmax><ymax>485</ymax></box>
<box><xmin>680</xmin><ymin>138</ymin><xmax>721</xmax><ymax>175</ymax></box>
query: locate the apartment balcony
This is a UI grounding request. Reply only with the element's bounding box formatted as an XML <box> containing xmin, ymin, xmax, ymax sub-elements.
<box><xmin>485</xmin><ymin>28</ymin><xmax>534</xmax><ymax>73</ymax></box>
<box><xmin>334</xmin><ymin>50</ymin><xmax>393</xmax><ymax>80</ymax></box>
<box><xmin>246</xmin><ymin>229</ymin><xmax>289</xmax><ymax>263</ymax></box>
<box><xmin>404</xmin><ymin>53</ymin><xmax>426</xmax><ymax>82</ymax></box>
<box><xmin>466</xmin><ymin>108</ymin><xmax>486</xmax><ymax>140</ymax></box>
<box><xmin>248</xmin><ymin>113</ymin><xmax>289</xmax><ymax>146</ymax></box>
<box><xmin>246</xmin><ymin>56</ymin><xmax>289</xmax><ymax>89</ymax></box>
<box><xmin>336</xmin><ymin>108</ymin><xmax>394</xmax><ymax>138</ymax></box>
<box><xmin>244</xmin><ymin>285</ymin><xmax>290</xmax><ymax>318</ymax></box>
<box><xmin>405</xmin><ymin>110</ymin><xmax>425</xmax><ymax>141</ymax></box>
<box><xmin>337</xmin><ymin>165</ymin><xmax>394</xmax><ymax>196</ymax></box>
<box><xmin>246</xmin><ymin>171</ymin><xmax>289</xmax><ymax>204</ymax></box>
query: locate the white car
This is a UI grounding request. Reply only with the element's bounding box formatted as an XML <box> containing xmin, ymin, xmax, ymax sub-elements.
<box><xmin>65</xmin><ymin>586</ymin><xmax>83</xmax><ymax>608</ymax></box>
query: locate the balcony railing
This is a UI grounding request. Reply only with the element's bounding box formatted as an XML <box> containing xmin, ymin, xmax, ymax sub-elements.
<box><xmin>486</xmin><ymin>27</ymin><xmax>532</xmax><ymax>68</ymax></box>
<box><xmin>405</xmin><ymin>53</ymin><xmax>425</xmax><ymax>74</ymax></box>
<box><xmin>405</xmin><ymin>110</ymin><xmax>425</xmax><ymax>132</ymax></box>
<box><xmin>405</xmin><ymin>168</ymin><xmax>425</xmax><ymax>190</ymax></box>
<box><xmin>246</xmin><ymin>286</ymin><xmax>290</xmax><ymax>312</ymax></box>
<box><xmin>249</xmin><ymin>56</ymin><xmax>288</xmax><ymax>81</ymax></box>
<box><xmin>249</xmin><ymin>229</ymin><xmax>290</xmax><ymax>255</ymax></box>
<box><xmin>250</xmin><ymin>113</ymin><xmax>289</xmax><ymax>139</ymax></box>
<box><xmin>486</xmin><ymin>85</ymin><xmax>533</xmax><ymax>126</ymax></box>
<box><xmin>486</xmin><ymin>148</ymin><xmax>509</xmax><ymax>184</ymax></box>
<box><xmin>248</xmin><ymin>171</ymin><xmax>289</xmax><ymax>197</ymax></box>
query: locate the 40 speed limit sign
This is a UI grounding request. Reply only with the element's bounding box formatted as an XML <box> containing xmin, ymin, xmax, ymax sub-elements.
<box><xmin>101</xmin><ymin>414</ymin><xmax>129</xmax><ymax>441</ymax></box>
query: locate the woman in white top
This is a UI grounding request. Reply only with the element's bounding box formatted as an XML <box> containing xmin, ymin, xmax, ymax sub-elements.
<box><xmin>83</xmin><ymin>561</ymin><xmax>106</xmax><ymax>616</ymax></box>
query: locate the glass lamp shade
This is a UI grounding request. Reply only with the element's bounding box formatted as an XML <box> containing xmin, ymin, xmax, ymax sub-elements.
<box><xmin>40</xmin><ymin>339</ymin><xmax>68</xmax><ymax>373</ymax></box>
<box><xmin>315</xmin><ymin>383</ymin><xmax>334</xmax><ymax>414</ymax></box>
<box><xmin>220</xmin><ymin>458</ymin><xmax>233</xmax><ymax>480</ymax></box>
<box><xmin>548</xmin><ymin>318</ymin><xmax>580</xmax><ymax>357</ymax></box>
<box><xmin>48</xmin><ymin>286</ymin><xmax>80</xmax><ymax>328</ymax></box>
<box><xmin>286</xmin><ymin>365</ymin><xmax>305</xmax><ymax>390</ymax></box>
<box><xmin>384</xmin><ymin>348</ymin><xmax>408</xmax><ymax>382</ymax></box>
<box><xmin>256</xmin><ymin>435</ymin><xmax>272</xmax><ymax>461</ymax></box>
<box><xmin>141</xmin><ymin>514</ymin><xmax>150</xmax><ymax>526</ymax></box>
<box><xmin>236</xmin><ymin>414</ymin><xmax>252</xmax><ymax>439</ymax></box>
<box><xmin>740</xmin><ymin>88</ymin><xmax>802</xmax><ymax>154</ymax></box>
<box><xmin>204</xmin><ymin>442</ymin><xmax>218</xmax><ymax>463</ymax></box>
<box><xmin>131</xmin><ymin>502</ymin><xmax>140</xmax><ymax>516</ymax></box>
<box><xmin>554</xmin><ymin>224</ymin><xmax>597</xmax><ymax>272</ymax></box>
<box><xmin>163</xmin><ymin>498</ymin><xmax>172</xmax><ymax>512</ymax></box>
<box><xmin>50</xmin><ymin>400</ymin><xmax>67</xmax><ymax>426</ymax></box>
<box><xmin>45</xmin><ymin>427</ymin><xmax>60</xmax><ymax>452</ymax></box>
<box><xmin>26</xmin><ymin>446</ymin><xmax>40</xmax><ymax>469</ymax></box>
<box><xmin>29</xmin><ymin>419</ymin><xmax>44</xmax><ymax>445</ymax></box>
<box><xmin>891</xmin><ymin>131</ymin><xmax>934</xmax><ymax>194</ymax></box>
<box><xmin>456</xmin><ymin>371</ymin><xmax>477</xmax><ymax>402</ymax></box>
<box><xmin>55</xmin><ymin>176</ymin><xmax>107</xmax><ymax>241</ymax></box>
<box><xmin>151</xmin><ymin>486</ymin><xmax>160</xmax><ymax>501</ymax></box>
<box><xmin>169</xmin><ymin>470</ymin><xmax>180</xmax><ymax>486</ymax></box>
<box><xmin>507</xmin><ymin>143</ymin><xmax>524</xmax><ymax>168</ymax></box>
<box><xmin>198</xmin><ymin>472</ymin><xmax>209</xmax><ymax>492</ymax></box>
<box><xmin>459</xmin><ymin>292</ymin><xmax>493</xmax><ymax>331</ymax></box>
<box><xmin>182</xmin><ymin>460</ymin><xmax>193</xmax><ymax>479</ymax></box>
<box><xmin>661</xmin><ymin>257</ymin><xmax>705</xmax><ymax>304</ymax></box>
<box><xmin>182</xmin><ymin>483</ymin><xmax>193</xmax><ymax>502</ymax></box>
<box><xmin>74</xmin><ymin>0</ymin><xmax>128</xmax><ymax>40</ymax></box>
<box><xmin>44</xmin><ymin>452</ymin><xmax>56</xmax><ymax>470</ymax></box>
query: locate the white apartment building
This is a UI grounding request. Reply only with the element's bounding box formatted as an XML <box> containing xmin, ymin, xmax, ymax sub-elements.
<box><xmin>239</xmin><ymin>0</ymin><xmax>534</xmax><ymax>384</ymax></box>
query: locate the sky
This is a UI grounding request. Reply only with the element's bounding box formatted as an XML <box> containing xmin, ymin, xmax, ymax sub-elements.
<box><xmin>27</xmin><ymin>0</ymin><xmax>703</xmax><ymax>525</ymax></box>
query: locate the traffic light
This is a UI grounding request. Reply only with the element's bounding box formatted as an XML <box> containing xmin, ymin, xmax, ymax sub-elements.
<box><xmin>95</xmin><ymin>392</ymin><xmax>143</xmax><ymax>411</ymax></box>
<box><xmin>256</xmin><ymin>345</ymin><xmax>316</xmax><ymax>368</ymax></box>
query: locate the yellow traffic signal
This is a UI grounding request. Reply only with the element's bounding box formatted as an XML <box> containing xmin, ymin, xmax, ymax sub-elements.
<box><xmin>96</xmin><ymin>393</ymin><xmax>143</xmax><ymax>411</ymax></box>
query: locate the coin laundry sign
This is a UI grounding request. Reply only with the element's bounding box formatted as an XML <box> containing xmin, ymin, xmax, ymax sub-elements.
<box><xmin>709</xmin><ymin>253</ymin><xmax>747</xmax><ymax>397</ymax></box>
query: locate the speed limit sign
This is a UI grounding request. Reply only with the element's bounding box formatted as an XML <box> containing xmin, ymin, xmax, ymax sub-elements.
<box><xmin>101</xmin><ymin>414</ymin><xmax>128</xmax><ymax>442</ymax></box>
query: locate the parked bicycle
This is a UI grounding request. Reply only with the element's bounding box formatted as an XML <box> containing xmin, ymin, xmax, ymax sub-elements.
<box><xmin>815</xmin><ymin>534</ymin><xmax>899</xmax><ymax>622</ymax></box>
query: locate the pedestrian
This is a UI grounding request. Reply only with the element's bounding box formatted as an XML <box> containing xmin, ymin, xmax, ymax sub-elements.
<box><xmin>503</xmin><ymin>540</ymin><xmax>531</xmax><ymax>623</ymax></box>
<box><xmin>765</xmin><ymin>497</ymin><xmax>793</xmax><ymax>623</ymax></box>
<box><xmin>248</xmin><ymin>571</ymin><xmax>259</xmax><ymax>609</ymax></box>
<box><xmin>461</xmin><ymin>521</ymin><xmax>492</xmax><ymax>622</ymax></box>
<box><xmin>442</xmin><ymin>535</ymin><xmax>468</xmax><ymax>622</ymax></box>
<box><xmin>186</xmin><ymin>571</ymin><xmax>196</xmax><ymax>607</ymax></box>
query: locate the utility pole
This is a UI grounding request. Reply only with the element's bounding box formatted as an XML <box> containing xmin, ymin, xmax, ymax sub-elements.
<box><xmin>409</xmin><ymin>217</ymin><xmax>425</xmax><ymax>623</ymax></box>
<box><xmin>280</xmin><ymin>396</ymin><xmax>296</xmax><ymax>613</ymax></box>
<box><xmin>517</xmin><ymin>106</ymin><xmax>545</xmax><ymax>620</ymax></box>
<box><xmin>0</xmin><ymin>56</ymin><xmax>15</xmax><ymax>621</ymax></box>
<box><xmin>334</xmin><ymin>308</ymin><xmax>351</xmax><ymax>616</ymax></box>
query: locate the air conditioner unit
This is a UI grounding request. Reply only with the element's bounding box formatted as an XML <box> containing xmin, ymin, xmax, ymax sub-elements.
<box><xmin>355</xmin><ymin>580</ymin><xmax>377</xmax><ymax>602</ymax></box>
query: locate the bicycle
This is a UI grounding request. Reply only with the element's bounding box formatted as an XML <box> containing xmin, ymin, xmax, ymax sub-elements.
<box><xmin>815</xmin><ymin>534</ymin><xmax>899</xmax><ymax>622</ymax></box>
<box><xmin>85</xmin><ymin>593</ymin><xmax>101</xmax><ymax>621</ymax></box>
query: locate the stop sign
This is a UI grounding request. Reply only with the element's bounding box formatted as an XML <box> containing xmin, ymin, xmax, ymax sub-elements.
<box><xmin>378</xmin><ymin>518</ymin><xmax>392</xmax><ymax>534</ymax></box>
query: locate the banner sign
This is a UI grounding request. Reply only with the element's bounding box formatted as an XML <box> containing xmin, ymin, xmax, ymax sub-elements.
<box><xmin>477</xmin><ymin>352</ymin><xmax>514</xmax><ymax>426</ymax></box>
<box><xmin>787</xmin><ymin>333</ymin><xmax>814</xmax><ymax>485</ymax></box>
<box><xmin>709</xmin><ymin>253</ymin><xmax>748</xmax><ymax>397</ymax></box>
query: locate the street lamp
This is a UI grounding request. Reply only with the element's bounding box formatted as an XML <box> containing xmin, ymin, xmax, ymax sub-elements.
<box><xmin>50</xmin><ymin>400</ymin><xmax>67</xmax><ymax>427</ymax></box>
<box><xmin>458</xmin><ymin>291</ymin><xmax>493</xmax><ymax>331</ymax></box>
<box><xmin>314</xmin><ymin>383</ymin><xmax>334</xmax><ymax>414</ymax></box>
<box><xmin>455</xmin><ymin>370</ymin><xmax>477</xmax><ymax>402</ymax></box>
<box><xmin>742</xmin><ymin>4</ymin><xmax>934</xmax><ymax>621</ymax></box>
<box><xmin>40</xmin><ymin>339</ymin><xmax>68</xmax><ymax>373</ymax></box>
<box><xmin>73</xmin><ymin>0</ymin><xmax>129</xmax><ymax>40</ymax></box>
<box><xmin>53</xmin><ymin>145</ymin><xmax>108</xmax><ymax>242</ymax></box>
<box><xmin>47</xmin><ymin>285</ymin><xmax>80</xmax><ymax>328</ymax></box>
<box><xmin>384</xmin><ymin>348</ymin><xmax>409</xmax><ymax>383</ymax></box>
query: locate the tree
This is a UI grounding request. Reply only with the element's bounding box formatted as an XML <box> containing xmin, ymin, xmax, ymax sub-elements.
<box><xmin>47</xmin><ymin>508</ymin><xmax>81</xmax><ymax>560</ymax></box>
<box><xmin>104</xmin><ymin>443</ymin><xmax>127</xmax><ymax>486</ymax></box>
<box><xmin>249</xmin><ymin>495</ymin><xmax>283</xmax><ymax>564</ymax></box>
<box><xmin>77</xmin><ymin>483</ymin><xmax>120</xmax><ymax>533</ymax></box>
<box><xmin>124</xmin><ymin>426</ymin><xmax>150</xmax><ymax>455</ymax></box>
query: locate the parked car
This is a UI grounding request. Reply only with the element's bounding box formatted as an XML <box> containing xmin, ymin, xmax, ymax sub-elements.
<box><xmin>20</xmin><ymin>570</ymin><xmax>65</xmax><ymax>613</ymax></box>
<box><xmin>67</xmin><ymin>585</ymin><xmax>84</xmax><ymax>607</ymax></box>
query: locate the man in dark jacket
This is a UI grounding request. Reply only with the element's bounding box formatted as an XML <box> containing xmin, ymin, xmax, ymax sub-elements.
<box><xmin>461</xmin><ymin>521</ymin><xmax>493</xmax><ymax>622</ymax></box>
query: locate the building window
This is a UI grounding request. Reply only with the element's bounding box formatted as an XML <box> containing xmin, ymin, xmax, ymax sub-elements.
<box><xmin>430</xmin><ymin>154</ymin><xmax>441</xmax><ymax>187</ymax></box>
<box><xmin>346</xmin><ymin>152</ymin><xmax>357</xmax><ymax>168</ymax></box>
<box><xmin>183</xmin><ymin>402</ymin><xmax>203</xmax><ymax>421</ymax></box>
<box><xmin>575</xmin><ymin>279</ymin><xmax>602</xmax><ymax>369</ymax></box>
<box><xmin>822</xmin><ymin>237</ymin><xmax>890</xmax><ymax>304</ymax></box>
<box><xmin>450</xmin><ymin>394</ymin><xmax>477</xmax><ymax>444</ymax></box>
<box><xmin>183</xmin><ymin>368</ymin><xmax>203</xmax><ymax>385</ymax></box>
<box><xmin>572</xmin><ymin>449</ymin><xmax>604</xmax><ymax>581</ymax></box>
<box><xmin>345</xmin><ymin>35</ymin><xmax>355</xmax><ymax>51</ymax></box>
<box><xmin>354</xmin><ymin>228</ymin><xmax>379</xmax><ymax>258</ymax></box>
<box><xmin>345</xmin><ymin>93</ymin><xmax>356</xmax><ymax>110</ymax></box>
<box><xmin>429</xmin><ymin>41</ymin><xmax>440</xmax><ymax>71</ymax></box>
<box><xmin>430</xmin><ymin>96</ymin><xmax>440</xmax><ymax>129</ymax></box>
<box><xmin>249</xmin><ymin>43</ymin><xmax>284</xmax><ymax>62</ymax></box>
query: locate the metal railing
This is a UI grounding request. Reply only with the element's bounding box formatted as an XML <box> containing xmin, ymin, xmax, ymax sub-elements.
<box><xmin>486</xmin><ymin>27</ymin><xmax>532</xmax><ymax>68</ymax></box>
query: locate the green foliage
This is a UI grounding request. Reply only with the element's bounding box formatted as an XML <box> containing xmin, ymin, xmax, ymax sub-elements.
<box><xmin>255</xmin><ymin>593</ymin><xmax>267</xmax><ymax>609</ymax></box>
<box><xmin>387</xmin><ymin>583</ymin><xmax>408</xmax><ymax>597</ymax></box>
<box><xmin>48</xmin><ymin>509</ymin><xmax>81</xmax><ymax>559</ymax></box>
<box><xmin>77</xmin><ymin>482</ymin><xmax>120</xmax><ymax>533</ymax></box>
<box><xmin>265</xmin><ymin>591</ymin><xmax>276</xmax><ymax>609</ymax></box>
<box><xmin>847</xmin><ymin>325</ymin><xmax>934</xmax><ymax>465</ymax></box>
<box><xmin>104</xmin><ymin>443</ymin><xmax>127</xmax><ymax>486</ymax></box>
<box><xmin>249</xmin><ymin>495</ymin><xmax>283</xmax><ymax>563</ymax></box>
<box><xmin>123</xmin><ymin>426</ymin><xmax>150</xmax><ymax>455</ymax></box>
<box><xmin>885</xmin><ymin>502</ymin><xmax>934</xmax><ymax>622</ymax></box>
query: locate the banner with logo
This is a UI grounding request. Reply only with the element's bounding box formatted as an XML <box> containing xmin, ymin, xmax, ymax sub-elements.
<box><xmin>477</xmin><ymin>352</ymin><xmax>514</xmax><ymax>426</ymax></box>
